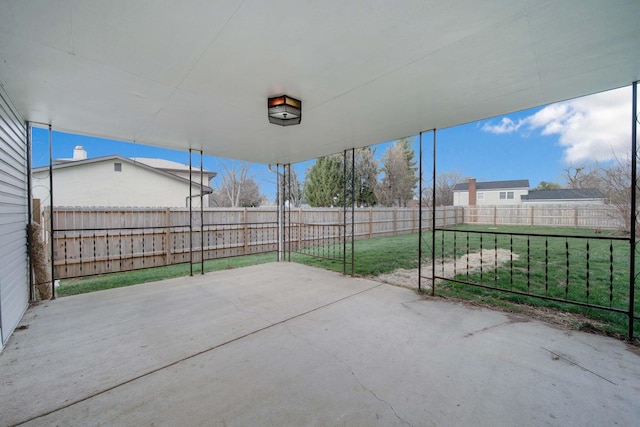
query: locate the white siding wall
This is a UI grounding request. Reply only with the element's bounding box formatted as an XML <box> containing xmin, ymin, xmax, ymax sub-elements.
<box><xmin>454</xmin><ymin>189</ymin><xmax>528</xmax><ymax>206</ymax></box>
<box><xmin>453</xmin><ymin>191</ymin><xmax>468</xmax><ymax>206</ymax></box>
<box><xmin>33</xmin><ymin>160</ymin><xmax>205</xmax><ymax>208</ymax></box>
<box><xmin>0</xmin><ymin>83</ymin><xmax>29</xmax><ymax>348</ymax></box>
<box><xmin>479</xmin><ymin>189</ymin><xmax>528</xmax><ymax>205</ymax></box>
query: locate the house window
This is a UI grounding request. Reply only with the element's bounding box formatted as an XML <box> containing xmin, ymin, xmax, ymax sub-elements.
<box><xmin>499</xmin><ymin>191</ymin><xmax>514</xmax><ymax>200</ymax></box>
<box><xmin>114</xmin><ymin>162</ymin><xmax>122</xmax><ymax>172</ymax></box>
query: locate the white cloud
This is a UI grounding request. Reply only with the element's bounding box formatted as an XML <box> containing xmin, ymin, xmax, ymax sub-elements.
<box><xmin>481</xmin><ymin>117</ymin><xmax>523</xmax><ymax>134</ymax></box>
<box><xmin>482</xmin><ymin>86</ymin><xmax>633</xmax><ymax>164</ymax></box>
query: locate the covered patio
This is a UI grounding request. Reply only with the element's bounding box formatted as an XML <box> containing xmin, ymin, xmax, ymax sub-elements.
<box><xmin>2</xmin><ymin>263</ymin><xmax>639</xmax><ymax>426</ymax></box>
<box><xmin>2</xmin><ymin>1</ymin><xmax>640</xmax><ymax>425</ymax></box>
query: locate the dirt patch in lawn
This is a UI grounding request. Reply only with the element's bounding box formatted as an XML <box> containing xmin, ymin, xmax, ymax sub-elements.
<box><xmin>376</xmin><ymin>248</ymin><xmax>518</xmax><ymax>290</ymax></box>
<box><xmin>374</xmin><ymin>248</ymin><xmax>640</xmax><ymax>347</ymax></box>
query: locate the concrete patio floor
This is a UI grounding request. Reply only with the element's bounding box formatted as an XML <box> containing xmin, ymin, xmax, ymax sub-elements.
<box><xmin>1</xmin><ymin>262</ymin><xmax>639</xmax><ymax>426</ymax></box>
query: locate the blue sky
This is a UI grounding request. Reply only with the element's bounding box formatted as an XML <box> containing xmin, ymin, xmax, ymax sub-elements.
<box><xmin>32</xmin><ymin>86</ymin><xmax>634</xmax><ymax>202</ymax></box>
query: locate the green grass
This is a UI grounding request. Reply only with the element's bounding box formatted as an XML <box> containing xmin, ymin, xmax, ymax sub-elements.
<box><xmin>290</xmin><ymin>233</ymin><xmax>420</xmax><ymax>276</ymax></box>
<box><xmin>293</xmin><ymin>225</ymin><xmax>639</xmax><ymax>338</ymax></box>
<box><xmin>56</xmin><ymin>253</ymin><xmax>277</xmax><ymax>297</ymax></box>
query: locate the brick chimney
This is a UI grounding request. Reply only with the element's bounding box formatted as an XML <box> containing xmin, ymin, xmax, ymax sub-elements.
<box><xmin>73</xmin><ymin>145</ymin><xmax>87</xmax><ymax>160</ymax></box>
<box><xmin>468</xmin><ymin>178</ymin><xmax>477</xmax><ymax>206</ymax></box>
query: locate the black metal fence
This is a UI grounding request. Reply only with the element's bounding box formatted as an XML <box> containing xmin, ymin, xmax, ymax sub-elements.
<box><xmin>421</xmin><ymin>227</ymin><xmax>639</xmax><ymax>337</ymax></box>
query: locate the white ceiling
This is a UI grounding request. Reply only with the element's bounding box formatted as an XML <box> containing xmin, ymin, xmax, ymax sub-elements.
<box><xmin>1</xmin><ymin>1</ymin><xmax>640</xmax><ymax>164</ymax></box>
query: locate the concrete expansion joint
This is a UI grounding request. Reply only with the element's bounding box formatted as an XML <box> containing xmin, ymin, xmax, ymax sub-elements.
<box><xmin>13</xmin><ymin>286</ymin><xmax>382</xmax><ymax>426</ymax></box>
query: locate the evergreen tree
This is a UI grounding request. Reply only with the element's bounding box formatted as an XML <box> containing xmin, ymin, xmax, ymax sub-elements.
<box><xmin>305</xmin><ymin>155</ymin><xmax>344</xmax><ymax>207</ymax></box>
<box><xmin>375</xmin><ymin>138</ymin><xmax>419</xmax><ymax>207</ymax></box>
<box><xmin>353</xmin><ymin>147</ymin><xmax>378</xmax><ymax>207</ymax></box>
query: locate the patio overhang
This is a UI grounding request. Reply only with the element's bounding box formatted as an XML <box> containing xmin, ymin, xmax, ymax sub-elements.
<box><xmin>1</xmin><ymin>1</ymin><xmax>640</xmax><ymax>164</ymax></box>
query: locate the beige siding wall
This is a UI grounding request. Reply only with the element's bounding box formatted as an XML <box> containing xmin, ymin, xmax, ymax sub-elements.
<box><xmin>455</xmin><ymin>189</ymin><xmax>528</xmax><ymax>206</ymax></box>
<box><xmin>33</xmin><ymin>160</ymin><xmax>208</xmax><ymax>208</ymax></box>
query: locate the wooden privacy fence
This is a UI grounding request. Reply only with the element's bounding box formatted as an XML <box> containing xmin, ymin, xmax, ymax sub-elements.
<box><xmin>46</xmin><ymin>204</ymin><xmax>621</xmax><ymax>279</ymax></box>
<box><xmin>464</xmin><ymin>204</ymin><xmax>624</xmax><ymax>229</ymax></box>
<box><xmin>47</xmin><ymin>206</ymin><xmax>463</xmax><ymax>279</ymax></box>
<box><xmin>48</xmin><ymin>207</ymin><xmax>280</xmax><ymax>279</ymax></box>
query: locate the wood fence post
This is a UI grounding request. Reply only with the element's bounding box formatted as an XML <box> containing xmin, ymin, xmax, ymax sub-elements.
<box><xmin>393</xmin><ymin>208</ymin><xmax>397</xmax><ymax>235</ymax></box>
<box><xmin>574</xmin><ymin>206</ymin><xmax>578</xmax><ymax>227</ymax></box>
<box><xmin>494</xmin><ymin>206</ymin><xmax>497</xmax><ymax>225</ymax></box>
<box><xmin>369</xmin><ymin>208</ymin><xmax>373</xmax><ymax>238</ymax></box>
<box><xmin>33</xmin><ymin>198</ymin><xmax>41</xmax><ymax>224</ymax></box>
<box><xmin>298</xmin><ymin>208</ymin><xmax>302</xmax><ymax>250</ymax></box>
<box><xmin>530</xmin><ymin>206</ymin><xmax>534</xmax><ymax>226</ymax></box>
<box><xmin>412</xmin><ymin>208</ymin><xmax>417</xmax><ymax>232</ymax></box>
<box><xmin>164</xmin><ymin>208</ymin><xmax>171</xmax><ymax>265</ymax></box>
<box><xmin>243</xmin><ymin>208</ymin><xmax>249</xmax><ymax>254</ymax></box>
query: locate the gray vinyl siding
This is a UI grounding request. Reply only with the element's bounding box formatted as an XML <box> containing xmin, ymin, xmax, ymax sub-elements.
<box><xmin>0</xmin><ymin>82</ymin><xmax>29</xmax><ymax>348</ymax></box>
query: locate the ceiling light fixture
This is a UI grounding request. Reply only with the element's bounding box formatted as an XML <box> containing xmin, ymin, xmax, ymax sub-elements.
<box><xmin>268</xmin><ymin>95</ymin><xmax>302</xmax><ymax>126</ymax></box>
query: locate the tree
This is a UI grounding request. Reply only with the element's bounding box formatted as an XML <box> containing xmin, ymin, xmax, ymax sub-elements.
<box><xmin>210</xmin><ymin>161</ymin><xmax>265</xmax><ymax>207</ymax></box>
<box><xmin>352</xmin><ymin>147</ymin><xmax>378</xmax><ymax>207</ymax></box>
<box><xmin>375</xmin><ymin>138</ymin><xmax>419</xmax><ymax>207</ymax></box>
<box><xmin>282</xmin><ymin>167</ymin><xmax>305</xmax><ymax>207</ymax></box>
<box><xmin>560</xmin><ymin>158</ymin><xmax>638</xmax><ymax>233</ymax></box>
<box><xmin>304</xmin><ymin>148</ymin><xmax>379</xmax><ymax>207</ymax></box>
<box><xmin>561</xmin><ymin>164</ymin><xmax>602</xmax><ymax>189</ymax></box>
<box><xmin>533</xmin><ymin>181</ymin><xmax>562</xmax><ymax>190</ymax></box>
<box><xmin>305</xmin><ymin>155</ymin><xmax>344</xmax><ymax>207</ymax></box>
<box><xmin>435</xmin><ymin>171</ymin><xmax>465</xmax><ymax>206</ymax></box>
<box><xmin>594</xmin><ymin>157</ymin><xmax>640</xmax><ymax>233</ymax></box>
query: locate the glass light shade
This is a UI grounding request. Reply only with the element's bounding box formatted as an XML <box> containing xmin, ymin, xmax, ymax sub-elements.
<box><xmin>268</xmin><ymin>95</ymin><xmax>302</xmax><ymax>126</ymax></box>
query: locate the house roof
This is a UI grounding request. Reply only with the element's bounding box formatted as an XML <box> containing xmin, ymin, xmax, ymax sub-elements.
<box><xmin>521</xmin><ymin>189</ymin><xmax>605</xmax><ymax>201</ymax></box>
<box><xmin>2</xmin><ymin>2</ymin><xmax>640</xmax><ymax>164</ymax></box>
<box><xmin>453</xmin><ymin>180</ymin><xmax>530</xmax><ymax>191</ymax></box>
<box><xmin>130</xmin><ymin>158</ymin><xmax>217</xmax><ymax>180</ymax></box>
<box><xmin>32</xmin><ymin>155</ymin><xmax>213</xmax><ymax>193</ymax></box>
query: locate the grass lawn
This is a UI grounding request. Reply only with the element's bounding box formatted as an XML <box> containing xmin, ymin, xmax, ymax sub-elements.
<box><xmin>56</xmin><ymin>253</ymin><xmax>277</xmax><ymax>297</ymax></box>
<box><xmin>292</xmin><ymin>225</ymin><xmax>639</xmax><ymax>338</ymax></box>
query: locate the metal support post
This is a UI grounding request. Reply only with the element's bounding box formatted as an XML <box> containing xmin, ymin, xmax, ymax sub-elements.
<box><xmin>351</xmin><ymin>148</ymin><xmax>355</xmax><ymax>277</ymax></box>
<box><xmin>26</xmin><ymin>123</ymin><xmax>34</xmax><ymax>300</ymax></box>
<box><xmin>200</xmin><ymin>150</ymin><xmax>204</xmax><ymax>274</ymax></box>
<box><xmin>630</xmin><ymin>81</ymin><xmax>637</xmax><ymax>339</ymax></box>
<box><xmin>277</xmin><ymin>164</ymin><xmax>283</xmax><ymax>261</ymax></box>
<box><xmin>189</xmin><ymin>149</ymin><xmax>193</xmax><ymax>276</ymax></box>
<box><xmin>48</xmin><ymin>124</ymin><xmax>56</xmax><ymax>300</ymax></box>
<box><xmin>418</xmin><ymin>131</ymin><xmax>423</xmax><ymax>292</ymax></box>
<box><xmin>431</xmin><ymin>130</ymin><xmax>437</xmax><ymax>297</ymax></box>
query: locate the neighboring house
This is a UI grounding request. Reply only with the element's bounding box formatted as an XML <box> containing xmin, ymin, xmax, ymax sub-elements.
<box><xmin>453</xmin><ymin>179</ymin><xmax>607</xmax><ymax>207</ymax></box>
<box><xmin>453</xmin><ymin>179</ymin><xmax>530</xmax><ymax>206</ymax></box>
<box><xmin>32</xmin><ymin>147</ymin><xmax>215</xmax><ymax>209</ymax></box>
<box><xmin>521</xmin><ymin>189</ymin><xmax>606</xmax><ymax>205</ymax></box>
<box><xmin>130</xmin><ymin>157</ymin><xmax>216</xmax><ymax>184</ymax></box>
